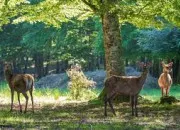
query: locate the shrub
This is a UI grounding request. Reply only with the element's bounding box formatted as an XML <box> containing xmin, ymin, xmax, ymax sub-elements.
<box><xmin>66</xmin><ymin>64</ymin><xmax>96</xmax><ymax>100</ymax></box>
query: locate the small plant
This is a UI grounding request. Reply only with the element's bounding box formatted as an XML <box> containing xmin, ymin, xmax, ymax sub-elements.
<box><xmin>66</xmin><ymin>64</ymin><xmax>96</xmax><ymax>100</ymax></box>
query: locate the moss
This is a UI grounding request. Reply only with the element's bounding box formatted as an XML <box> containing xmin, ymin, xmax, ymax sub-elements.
<box><xmin>160</xmin><ymin>96</ymin><xmax>178</xmax><ymax>104</ymax></box>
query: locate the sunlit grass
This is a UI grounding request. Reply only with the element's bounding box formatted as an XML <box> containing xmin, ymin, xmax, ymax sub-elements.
<box><xmin>0</xmin><ymin>81</ymin><xmax>180</xmax><ymax>129</ymax></box>
<box><xmin>140</xmin><ymin>85</ymin><xmax>180</xmax><ymax>101</ymax></box>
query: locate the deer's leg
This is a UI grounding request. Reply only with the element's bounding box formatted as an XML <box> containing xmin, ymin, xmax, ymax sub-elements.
<box><xmin>17</xmin><ymin>92</ymin><xmax>22</xmax><ymax>112</ymax></box>
<box><xmin>22</xmin><ymin>93</ymin><xmax>29</xmax><ymax>113</ymax></box>
<box><xmin>130</xmin><ymin>95</ymin><xmax>134</xmax><ymax>116</ymax></box>
<box><xmin>10</xmin><ymin>89</ymin><xmax>14</xmax><ymax>112</ymax></box>
<box><xmin>108</xmin><ymin>99</ymin><xmax>116</xmax><ymax>116</ymax></box>
<box><xmin>104</xmin><ymin>97</ymin><xmax>108</xmax><ymax>117</ymax></box>
<box><xmin>134</xmin><ymin>95</ymin><xmax>138</xmax><ymax>117</ymax></box>
<box><xmin>29</xmin><ymin>89</ymin><xmax>34</xmax><ymax>113</ymax></box>
<box><xmin>161</xmin><ymin>88</ymin><xmax>164</xmax><ymax>97</ymax></box>
<box><xmin>165</xmin><ymin>88</ymin><xmax>168</xmax><ymax>96</ymax></box>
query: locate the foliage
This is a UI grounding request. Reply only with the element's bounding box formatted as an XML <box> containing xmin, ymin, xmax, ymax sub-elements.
<box><xmin>66</xmin><ymin>64</ymin><xmax>96</xmax><ymax>100</ymax></box>
<box><xmin>137</xmin><ymin>27</ymin><xmax>180</xmax><ymax>58</ymax></box>
<box><xmin>1</xmin><ymin>0</ymin><xmax>180</xmax><ymax>29</ymax></box>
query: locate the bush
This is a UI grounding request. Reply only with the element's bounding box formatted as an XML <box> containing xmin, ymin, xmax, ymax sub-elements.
<box><xmin>66</xmin><ymin>64</ymin><xmax>96</xmax><ymax>100</ymax></box>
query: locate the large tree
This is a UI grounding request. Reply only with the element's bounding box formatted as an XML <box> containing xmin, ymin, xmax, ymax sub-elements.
<box><xmin>1</xmin><ymin>0</ymin><xmax>180</xmax><ymax>97</ymax></box>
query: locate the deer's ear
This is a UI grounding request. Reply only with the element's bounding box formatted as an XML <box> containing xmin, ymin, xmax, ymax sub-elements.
<box><xmin>161</xmin><ymin>61</ymin><xmax>165</xmax><ymax>67</ymax></box>
<box><xmin>168</xmin><ymin>62</ymin><xmax>173</xmax><ymax>67</ymax></box>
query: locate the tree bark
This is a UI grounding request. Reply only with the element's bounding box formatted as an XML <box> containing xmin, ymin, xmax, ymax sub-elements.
<box><xmin>34</xmin><ymin>53</ymin><xmax>44</xmax><ymax>79</ymax></box>
<box><xmin>176</xmin><ymin>59</ymin><xmax>180</xmax><ymax>83</ymax></box>
<box><xmin>102</xmin><ymin>12</ymin><xmax>124</xmax><ymax>77</ymax></box>
<box><xmin>99</xmin><ymin>12</ymin><xmax>125</xmax><ymax>101</ymax></box>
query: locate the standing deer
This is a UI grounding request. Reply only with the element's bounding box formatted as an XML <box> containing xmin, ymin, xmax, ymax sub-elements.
<box><xmin>4</xmin><ymin>62</ymin><xmax>34</xmax><ymax>113</ymax></box>
<box><xmin>103</xmin><ymin>62</ymin><xmax>151</xmax><ymax>117</ymax></box>
<box><xmin>158</xmin><ymin>62</ymin><xmax>173</xmax><ymax>97</ymax></box>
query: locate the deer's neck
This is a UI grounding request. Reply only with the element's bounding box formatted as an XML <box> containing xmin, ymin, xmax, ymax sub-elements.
<box><xmin>139</xmin><ymin>70</ymin><xmax>148</xmax><ymax>87</ymax></box>
<box><xmin>4</xmin><ymin>70</ymin><xmax>13</xmax><ymax>87</ymax></box>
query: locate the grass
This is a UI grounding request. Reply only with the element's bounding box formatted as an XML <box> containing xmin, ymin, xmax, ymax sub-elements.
<box><xmin>0</xmin><ymin>82</ymin><xmax>180</xmax><ymax>129</ymax></box>
<box><xmin>140</xmin><ymin>85</ymin><xmax>180</xmax><ymax>101</ymax></box>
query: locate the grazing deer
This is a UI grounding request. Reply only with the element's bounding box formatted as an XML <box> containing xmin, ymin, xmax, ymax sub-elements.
<box><xmin>4</xmin><ymin>62</ymin><xmax>34</xmax><ymax>113</ymax></box>
<box><xmin>103</xmin><ymin>62</ymin><xmax>151</xmax><ymax>117</ymax></box>
<box><xmin>158</xmin><ymin>62</ymin><xmax>173</xmax><ymax>97</ymax></box>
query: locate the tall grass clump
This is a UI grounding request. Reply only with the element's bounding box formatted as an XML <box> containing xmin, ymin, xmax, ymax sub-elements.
<box><xmin>67</xmin><ymin>64</ymin><xmax>97</xmax><ymax>100</ymax></box>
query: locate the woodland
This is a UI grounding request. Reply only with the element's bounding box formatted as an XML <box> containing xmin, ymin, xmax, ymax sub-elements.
<box><xmin>0</xmin><ymin>0</ymin><xmax>180</xmax><ymax>129</ymax></box>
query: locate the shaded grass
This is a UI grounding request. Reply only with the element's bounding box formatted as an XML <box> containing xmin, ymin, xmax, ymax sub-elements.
<box><xmin>0</xmin><ymin>82</ymin><xmax>180</xmax><ymax>129</ymax></box>
<box><xmin>0</xmin><ymin>99</ymin><xmax>180</xmax><ymax>129</ymax></box>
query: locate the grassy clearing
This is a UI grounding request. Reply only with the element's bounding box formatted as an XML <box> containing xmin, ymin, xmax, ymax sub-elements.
<box><xmin>140</xmin><ymin>85</ymin><xmax>180</xmax><ymax>101</ymax></box>
<box><xmin>0</xmin><ymin>82</ymin><xmax>180</xmax><ymax>129</ymax></box>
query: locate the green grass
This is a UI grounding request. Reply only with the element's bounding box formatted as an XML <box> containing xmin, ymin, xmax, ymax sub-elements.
<box><xmin>140</xmin><ymin>85</ymin><xmax>180</xmax><ymax>101</ymax></box>
<box><xmin>0</xmin><ymin>82</ymin><xmax>180</xmax><ymax>129</ymax></box>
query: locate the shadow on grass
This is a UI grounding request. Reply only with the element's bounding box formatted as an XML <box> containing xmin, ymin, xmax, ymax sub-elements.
<box><xmin>0</xmin><ymin>98</ymin><xmax>180</xmax><ymax>129</ymax></box>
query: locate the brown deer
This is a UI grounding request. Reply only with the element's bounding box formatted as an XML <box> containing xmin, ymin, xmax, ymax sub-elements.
<box><xmin>103</xmin><ymin>62</ymin><xmax>151</xmax><ymax>117</ymax></box>
<box><xmin>158</xmin><ymin>61</ymin><xmax>173</xmax><ymax>97</ymax></box>
<box><xmin>4</xmin><ymin>62</ymin><xmax>34</xmax><ymax>113</ymax></box>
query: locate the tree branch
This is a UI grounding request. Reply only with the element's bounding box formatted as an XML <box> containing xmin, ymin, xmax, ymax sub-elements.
<box><xmin>137</xmin><ymin>2</ymin><xmax>152</xmax><ymax>15</ymax></box>
<box><xmin>81</xmin><ymin>0</ymin><xmax>99</xmax><ymax>12</ymax></box>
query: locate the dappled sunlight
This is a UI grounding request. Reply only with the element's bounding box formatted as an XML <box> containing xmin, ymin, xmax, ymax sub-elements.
<box><xmin>0</xmin><ymin>84</ymin><xmax>180</xmax><ymax>129</ymax></box>
<box><xmin>0</xmin><ymin>95</ymin><xmax>180</xmax><ymax>129</ymax></box>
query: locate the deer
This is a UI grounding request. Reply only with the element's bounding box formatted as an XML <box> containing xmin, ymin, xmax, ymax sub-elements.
<box><xmin>103</xmin><ymin>62</ymin><xmax>151</xmax><ymax>117</ymax></box>
<box><xmin>4</xmin><ymin>62</ymin><xmax>34</xmax><ymax>113</ymax></box>
<box><xmin>158</xmin><ymin>61</ymin><xmax>173</xmax><ymax>97</ymax></box>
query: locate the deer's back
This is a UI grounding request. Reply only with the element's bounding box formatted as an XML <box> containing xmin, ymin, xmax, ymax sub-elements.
<box><xmin>105</xmin><ymin>75</ymin><xmax>141</xmax><ymax>96</ymax></box>
<box><xmin>158</xmin><ymin>73</ymin><xmax>172</xmax><ymax>88</ymax></box>
<box><xmin>11</xmin><ymin>74</ymin><xmax>34</xmax><ymax>93</ymax></box>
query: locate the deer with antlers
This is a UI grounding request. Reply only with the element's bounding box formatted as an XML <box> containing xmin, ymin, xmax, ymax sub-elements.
<box><xmin>4</xmin><ymin>62</ymin><xmax>34</xmax><ymax>113</ymax></box>
<box><xmin>103</xmin><ymin>62</ymin><xmax>151</xmax><ymax>117</ymax></box>
<box><xmin>158</xmin><ymin>61</ymin><xmax>173</xmax><ymax>97</ymax></box>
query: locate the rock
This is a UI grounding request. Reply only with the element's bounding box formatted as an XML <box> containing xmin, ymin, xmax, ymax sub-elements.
<box><xmin>160</xmin><ymin>96</ymin><xmax>178</xmax><ymax>104</ymax></box>
<box><xmin>35</xmin><ymin>67</ymin><xmax>158</xmax><ymax>89</ymax></box>
<box><xmin>35</xmin><ymin>73</ymin><xmax>68</xmax><ymax>88</ymax></box>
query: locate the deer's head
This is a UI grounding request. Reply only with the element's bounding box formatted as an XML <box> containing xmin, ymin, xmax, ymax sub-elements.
<box><xmin>161</xmin><ymin>61</ymin><xmax>173</xmax><ymax>73</ymax></box>
<box><xmin>138</xmin><ymin>62</ymin><xmax>152</xmax><ymax>72</ymax></box>
<box><xmin>4</xmin><ymin>62</ymin><xmax>13</xmax><ymax>73</ymax></box>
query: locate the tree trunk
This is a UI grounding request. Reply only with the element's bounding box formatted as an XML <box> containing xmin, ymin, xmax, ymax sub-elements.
<box><xmin>56</xmin><ymin>60</ymin><xmax>60</xmax><ymax>74</ymax></box>
<box><xmin>44</xmin><ymin>54</ymin><xmax>50</xmax><ymax>76</ymax></box>
<box><xmin>34</xmin><ymin>53</ymin><xmax>44</xmax><ymax>79</ymax></box>
<box><xmin>152</xmin><ymin>58</ymin><xmax>160</xmax><ymax>78</ymax></box>
<box><xmin>99</xmin><ymin>12</ymin><xmax>126</xmax><ymax>102</ymax></box>
<box><xmin>125</xmin><ymin>58</ymin><xmax>128</xmax><ymax>66</ymax></box>
<box><xmin>176</xmin><ymin>59</ymin><xmax>180</xmax><ymax>83</ymax></box>
<box><xmin>102</xmin><ymin>12</ymin><xmax>124</xmax><ymax>77</ymax></box>
<box><xmin>23</xmin><ymin>57</ymin><xmax>28</xmax><ymax>74</ymax></box>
